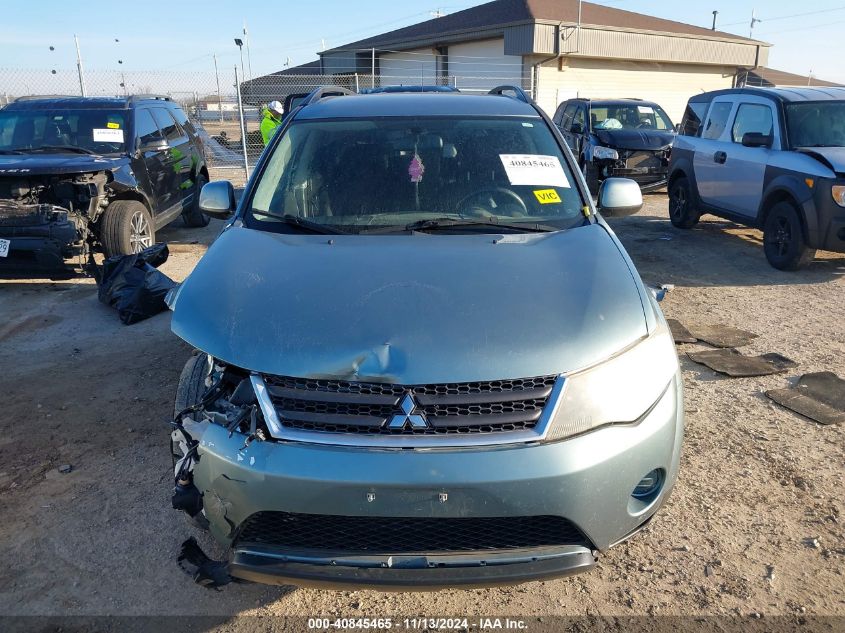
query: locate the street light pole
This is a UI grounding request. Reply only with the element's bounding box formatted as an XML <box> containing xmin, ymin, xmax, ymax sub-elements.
<box><xmin>74</xmin><ymin>34</ymin><xmax>87</xmax><ymax>96</ymax></box>
<box><xmin>234</xmin><ymin>38</ymin><xmax>246</xmax><ymax>93</ymax></box>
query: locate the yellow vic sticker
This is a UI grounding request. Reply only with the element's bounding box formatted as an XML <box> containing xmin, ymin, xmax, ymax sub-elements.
<box><xmin>533</xmin><ymin>189</ymin><xmax>561</xmax><ymax>204</ymax></box>
<box><xmin>107</xmin><ymin>122</ymin><xmax>120</xmax><ymax>129</ymax></box>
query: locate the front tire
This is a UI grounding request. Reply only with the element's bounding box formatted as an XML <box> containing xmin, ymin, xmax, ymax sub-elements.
<box><xmin>763</xmin><ymin>201</ymin><xmax>815</xmax><ymax>270</ymax></box>
<box><xmin>581</xmin><ymin>158</ymin><xmax>600</xmax><ymax>196</ymax></box>
<box><xmin>182</xmin><ymin>173</ymin><xmax>210</xmax><ymax>228</ymax></box>
<box><xmin>668</xmin><ymin>176</ymin><xmax>700</xmax><ymax>229</ymax></box>
<box><xmin>99</xmin><ymin>200</ymin><xmax>155</xmax><ymax>257</ymax></box>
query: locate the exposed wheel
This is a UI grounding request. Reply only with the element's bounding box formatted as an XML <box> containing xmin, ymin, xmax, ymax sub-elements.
<box><xmin>581</xmin><ymin>158</ymin><xmax>600</xmax><ymax>196</ymax></box>
<box><xmin>100</xmin><ymin>199</ymin><xmax>155</xmax><ymax>257</ymax></box>
<box><xmin>174</xmin><ymin>353</ymin><xmax>210</xmax><ymax>416</ymax></box>
<box><xmin>668</xmin><ymin>176</ymin><xmax>700</xmax><ymax>229</ymax></box>
<box><xmin>182</xmin><ymin>173</ymin><xmax>210</xmax><ymax>228</ymax></box>
<box><xmin>763</xmin><ymin>201</ymin><xmax>815</xmax><ymax>270</ymax></box>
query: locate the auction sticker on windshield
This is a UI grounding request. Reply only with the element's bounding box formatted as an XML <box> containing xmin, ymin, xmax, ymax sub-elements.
<box><xmin>499</xmin><ymin>154</ymin><xmax>569</xmax><ymax>188</ymax></box>
<box><xmin>93</xmin><ymin>128</ymin><xmax>124</xmax><ymax>143</ymax></box>
<box><xmin>0</xmin><ymin>238</ymin><xmax>10</xmax><ymax>258</ymax></box>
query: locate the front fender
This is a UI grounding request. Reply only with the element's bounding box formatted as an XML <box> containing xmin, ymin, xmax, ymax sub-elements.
<box><xmin>759</xmin><ymin>170</ymin><xmax>816</xmax><ymax>237</ymax></box>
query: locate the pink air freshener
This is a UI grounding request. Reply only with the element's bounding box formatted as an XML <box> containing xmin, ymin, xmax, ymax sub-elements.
<box><xmin>409</xmin><ymin>154</ymin><xmax>425</xmax><ymax>183</ymax></box>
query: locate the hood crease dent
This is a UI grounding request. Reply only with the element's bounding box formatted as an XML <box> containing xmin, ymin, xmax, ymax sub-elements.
<box><xmin>171</xmin><ymin>225</ymin><xmax>648</xmax><ymax>384</ymax></box>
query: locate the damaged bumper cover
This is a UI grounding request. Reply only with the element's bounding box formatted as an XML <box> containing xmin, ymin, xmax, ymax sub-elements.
<box><xmin>177</xmin><ymin>374</ymin><xmax>682</xmax><ymax>588</ymax></box>
<box><xmin>0</xmin><ymin>203</ymin><xmax>84</xmax><ymax>267</ymax></box>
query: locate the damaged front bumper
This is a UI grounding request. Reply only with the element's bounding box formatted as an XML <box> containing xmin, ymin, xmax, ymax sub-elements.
<box><xmin>173</xmin><ymin>373</ymin><xmax>683</xmax><ymax>589</ymax></box>
<box><xmin>0</xmin><ymin>203</ymin><xmax>86</xmax><ymax>268</ymax></box>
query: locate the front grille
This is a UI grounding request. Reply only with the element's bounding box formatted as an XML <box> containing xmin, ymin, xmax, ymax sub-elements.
<box><xmin>262</xmin><ymin>374</ymin><xmax>557</xmax><ymax>436</ymax></box>
<box><xmin>235</xmin><ymin>511</ymin><xmax>588</xmax><ymax>552</ymax></box>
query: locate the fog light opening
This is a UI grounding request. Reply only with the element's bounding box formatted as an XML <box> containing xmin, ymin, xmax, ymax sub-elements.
<box><xmin>632</xmin><ymin>469</ymin><xmax>664</xmax><ymax>500</ymax></box>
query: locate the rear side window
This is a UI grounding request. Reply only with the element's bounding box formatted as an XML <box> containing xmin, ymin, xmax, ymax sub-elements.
<box><xmin>170</xmin><ymin>106</ymin><xmax>194</xmax><ymax>134</ymax></box>
<box><xmin>679</xmin><ymin>101</ymin><xmax>709</xmax><ymax>136</ymax></box>
<box><xmin>561</xmin><ymin>103</ymin><xmax>577</xmax><ymax>129</ymax></box>
<box><xmin>701</xmin><ymin>102</ymin><xmax>733</xmax><ymax>140</ymax></box>
<box><xmin>552</xmin><ymin>103</ymin><xmax>566</xmax><ymax>126</ymax></box>
<box><xmin>731</xmin><ymin>103</ymin><xmax>774</xmax><ymax>143</ymax></box>
<box><xmin>135</xmin><ymin>109</ymin><xmax>162</xmax><ymax>145</ymax></box>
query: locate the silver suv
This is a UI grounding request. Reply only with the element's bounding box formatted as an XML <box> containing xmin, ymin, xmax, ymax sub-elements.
<box><xmin>668</xmin><ymin>86</ymin><xmax>845</xmax><ymax>270</ymax></box>
<box><xmin>166</xmin><ymin>86</ymin><xmax>684</xmax><ymax>589</ymax></box>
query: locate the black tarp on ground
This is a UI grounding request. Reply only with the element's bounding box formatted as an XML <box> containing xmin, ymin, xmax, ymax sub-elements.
<box><xmin>96</xmin><ymin>243</ymin><xmax>177</xmax><ymax>325</ymax></box>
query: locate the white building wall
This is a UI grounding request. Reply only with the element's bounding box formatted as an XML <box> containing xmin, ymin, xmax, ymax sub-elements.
<box><xmin>447</xmin><ymin>39</ymin><xmax>524</xmax><ymax>92</ymax></box>
<box><xmin>536</xmin><ymin>58</ymin><xmax>737</xmax><ymax>123</ymax></box>
<box><xmin>379</xmin><ymin>49</ymin><xmax>438</xmax><ymax>84</ymax></box>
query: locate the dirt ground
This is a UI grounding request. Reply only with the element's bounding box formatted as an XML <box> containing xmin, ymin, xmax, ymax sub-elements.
<box><xmin>1</xmin><ymin>197</ymin><xmax>844</xmax><ymax>624</ymax></box>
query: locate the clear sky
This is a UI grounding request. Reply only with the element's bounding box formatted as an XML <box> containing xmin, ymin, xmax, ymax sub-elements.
<box><xmin>2</xmin><ymin>0</ymin><xmax>843</xmax><ymax>83</ymax></box>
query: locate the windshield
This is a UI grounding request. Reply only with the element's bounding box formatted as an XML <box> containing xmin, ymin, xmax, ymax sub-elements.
<box><xmin>246</xmin><ymin>116</ymin><xmax>586</xmax><ymax>234</ymax></box>
<box><xmin>786</xmin><ymin>101</ymin><xmax>845</xmax><ymax>148</ymax></box>
<box><xmin>0</xmin><ymin>108</ymin><xmax>128</xmax><ymax>154</ymax></box>
<box><xmin>590</xmin><ymin>104</ymin><xmax>673</xmax><ymax>131</ymax></box>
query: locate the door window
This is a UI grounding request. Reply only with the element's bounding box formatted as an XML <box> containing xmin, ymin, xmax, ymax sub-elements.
<box><xmin>561</xmin><ymin>103</ymin><xmax>577</xmax><ymax>130</ymax></box>
<box><xmin>731</xmin><ymin>103</ymin><xmax>774</xmax><ymax>143</ymax></box>
<box><xmin>571</xmin><ymin>105</ymin><xmax>585</xmax><ymax>132</ymax></box>
<box><xmin>552</xmin><ymin>103</ymin><xmax>566</xmax><ymax>126</ymax></box>
<box><xmin>701</xmin><ymin>102</ymin><xmax>733</xmax><ymax>140</ymax></box>
<box><xmin>135</xmin><ymin>109</ymin><xmax>162</xmax><ymax>146</ymax></box>
<box><xmin>151</xmin><ymin>108</ymin><xmax>185</xmax><ymax>144</ymax></box>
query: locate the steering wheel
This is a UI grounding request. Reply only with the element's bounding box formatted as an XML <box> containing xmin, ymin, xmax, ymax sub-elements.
<box><xmin>637</xmin><ymin>120</ymin><xmax>654</xmax><ymax>129</ymax></box>
<box><xmin>457</xmin><ymin>187</ymin><xmax>528</xmax><ymax>217</ymax></box>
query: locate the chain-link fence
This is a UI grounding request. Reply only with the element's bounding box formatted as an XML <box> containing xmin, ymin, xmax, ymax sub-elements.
<box><xmin>0</xmin><ymin>67</ymin><xmax>535</xmax><ymax>186</ymax></box>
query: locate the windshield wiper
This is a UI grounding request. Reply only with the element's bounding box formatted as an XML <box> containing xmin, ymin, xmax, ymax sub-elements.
<box><xmin>0</xmin><ymin>149</ymin><xmax>24</xmax><ymax>155</ymax></box>
<box><xmin>379</xmin><ymin>217</ymin><xmax>559</xmax><ymax>234</ymax></box>
<box><xmin>22</xmin><ymin>145</ymin><xmax>96</xmax><ymax>155</ymax></box>
<box><xmin>250</xmin><ymin>211</ymin><xmax>348</xmax><ymax>234</ymax></box>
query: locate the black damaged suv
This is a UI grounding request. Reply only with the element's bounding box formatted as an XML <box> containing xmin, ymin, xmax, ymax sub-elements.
<box><xmin>0</xmin><ymin>95</ymin><xmax>209</xmax><ymax>268</ymax></box>
<box><xmin>553</xmin><ymin>98</ymin><xmax>675</xmax><ymax>194</ymax></box>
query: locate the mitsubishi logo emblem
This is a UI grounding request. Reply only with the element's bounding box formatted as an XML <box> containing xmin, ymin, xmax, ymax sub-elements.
<box><xmin>387</xmin><ymin>392</ymin><xmax>429</xmax><ymax>430</ymax></box>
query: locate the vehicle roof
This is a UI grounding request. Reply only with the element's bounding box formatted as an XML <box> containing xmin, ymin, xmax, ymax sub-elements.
<box><xmin>568</xmin><ymin>98</ymin><xmax>662</xmax><ymax>107</ymax></box>
<box><xmin>294</xmin><ymin>92</ymin><xmax>540</xmax><ymax>120</ymax></box>
<box><xmin>5</xmin><ymin>95</ymin><xmax>175</xmax><ymax>110</ymax></box>
<box><xmin>690</xmin><ymin>86</ymin><xmax>845</xmax><ymax>103</ymax></box>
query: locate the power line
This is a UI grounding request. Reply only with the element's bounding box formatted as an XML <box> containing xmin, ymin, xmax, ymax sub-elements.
<box><xmin>718</xmin><ymin>5</ymin><xmax>845</xmax><ymax>27</ymax></box>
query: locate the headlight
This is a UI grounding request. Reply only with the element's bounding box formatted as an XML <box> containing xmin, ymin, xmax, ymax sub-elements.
<box><xmin>832</xmin><ymin>185</ymin><xmax>845</xmax><ymax>207</ymax></box>
<box><xmin>546</xmin><ymin>328</ymin><xmax>678</xmax><ymax>441</ymax></box>
<box><xmin>592</xmin><ymin>146</ymin><xmax>619</xmax><ymax>161</ymax></box>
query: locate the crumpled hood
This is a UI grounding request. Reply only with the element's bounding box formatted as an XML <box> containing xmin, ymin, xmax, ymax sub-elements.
<box><xmin>594</xmin><ymin>129</ymin><xmax>674</xmax><ymax>151</ymax></box>
<box><xmin>0</xmin><ymin>153</ymin><xmax>127</xmax><ymax>175</ymax></box>
<box><xmin>170</xmin><ymin>224</ymin><xmax>648</xmax><ymax>384</ymax></box>
<box><xmin>796</xmin><ymin>146</ymin><xmax>845</xmax><ymax>175</ymax></box>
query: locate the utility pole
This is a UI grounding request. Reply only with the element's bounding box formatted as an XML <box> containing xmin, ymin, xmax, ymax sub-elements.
<box><xmin>213</xmin><ymin>53</ymin><xmax>223</xmax><ymax>122</ymax></box>
<box><xmin>74</xmin><ymin>34</ymin><xmax>87</xmax><ymax>97</ymax></box>
<box><xmin>749</xmin><ymin>10</ymin><xmax>761</xmax><ymax>38</ymax></box>
<box><xmin>712</xmin><ymin>11</ymin><xmax>718</xmax><ymax>30</ymax></box>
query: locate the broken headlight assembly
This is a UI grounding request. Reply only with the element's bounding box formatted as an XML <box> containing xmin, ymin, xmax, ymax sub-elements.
<box><xmin>546</xmin><ymin>327</ymin><xmax>677</xmax><ymax>441</ymax></box>
<box><xmin>169</xmin><ymin>356</ymin><xmax>271</xmax><ymax>521</ymax></box>
<box><xmin>592</xmin><ymin>146</ymin><xmax>619</xmax><ymax>161</ymax></box>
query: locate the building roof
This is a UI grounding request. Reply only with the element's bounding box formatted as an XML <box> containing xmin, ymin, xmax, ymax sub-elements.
<box><xmin>326</xmin><ymin>0</ymin><xmax>759</xmax><ymax>54</ymax></box>
<box><xmin>744</xmin><ymin>67</ymin><xmax>841</xmax><ymax>88</ymax></box>
<box><xmin>274</xmin><ymin>60</ymin><xmax>323</xmax><ymax>75</ymax></box>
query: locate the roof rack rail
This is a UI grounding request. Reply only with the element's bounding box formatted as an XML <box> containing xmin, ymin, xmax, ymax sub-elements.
<box><xmin>301</xmin><ymin>86</ymin><xmax>354</xmax><ymax>107</ymax></box>
<box><xmin>14</xmin><ymin>94</ymin><xmax>80</xmax><ymax>101</ymax></box>
<box><xmin>488</xmin><ymin>85</ymin><xmax>533</xmax><ymax>104</ymax></box>
<box><xmin>128</xmin><ymin>94</ymin><xmax>171</xmax><ymax>103</ymax></box>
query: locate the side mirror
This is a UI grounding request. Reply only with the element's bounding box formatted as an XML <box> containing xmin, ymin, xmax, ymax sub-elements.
<box><xmin>741</xmin><ymin>132</ymin><xmax>773</xmax><ymax>148</ymax></box>
<box><xmin>199</xmin><ymin>180</ymin><xmax>236</xmax><ymax>219</ymax></box>
<box><xmin>673</xmin><ymin>123</ymin><xmax>681</xmax><ymax>134</ymax></box>
<box><xmin>570</xmin><ymin>123</ymin><xmax>583</xmax><ymax>135</ymax></box>
<box><xmin>597</xmin><ymin>177</ymin><xmax>643</xmax><ymax>217</ymax></box>
<box><xmin>137</xmin><ymin>138</ymin><xmax>169</xmax><ymax>154</ymax></box>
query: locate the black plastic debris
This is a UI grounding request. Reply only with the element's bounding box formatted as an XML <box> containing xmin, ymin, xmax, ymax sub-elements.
<box><xmin>687</xmin><ymin>348</ymin><xmax>797</xmax><ymax>377</ymax></box>
<box><xmin>766</xmin><ymin>372</ymin><xmax>845</xmax><ymax>425</ymax></box>
<box><xmin>667</xmin><ymin>318</ymin><xmax>696</xmax><ymax>344</ymax></box>
<box><xmin>178</xmin><ymin>537</ymin><xmax>232</xmax><ymax>590</ymax></box>
<box><xmin>685</xmin><ymin>323</ymin><xmax>758</xmax><ymax>348</ymax></box>
<box><xmin>96</xmin><ymin>243</ymin><xmax>177</xmax><ymax>325</ymax></box>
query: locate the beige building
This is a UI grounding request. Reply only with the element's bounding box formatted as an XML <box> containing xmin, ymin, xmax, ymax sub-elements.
<box><xmin>319</xmin><ymin>0</ymin><xmax>770</xmax><ymax>123</ymax></box>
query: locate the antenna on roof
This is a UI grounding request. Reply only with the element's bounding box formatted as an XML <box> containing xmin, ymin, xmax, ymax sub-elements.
<box><xmin>749</xmin><ymin>9</ymin><xmax>761</xmax><ymax>38</ymax></box>
<box><xmin>430</xmin><ymin>8</ymin><xmax>445</xmax><ymax>18</ymax></box>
